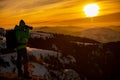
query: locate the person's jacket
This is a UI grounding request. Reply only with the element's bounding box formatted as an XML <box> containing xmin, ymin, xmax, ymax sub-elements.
<box><xmin>14</xmin><ymin>25</ymin><xmax>30</xmax><ymax>50</ymax></box>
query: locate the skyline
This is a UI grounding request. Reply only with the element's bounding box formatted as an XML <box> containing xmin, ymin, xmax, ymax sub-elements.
<box><xmin>0</xmin><ymin>0</ymin><xmax>120</xmax><ymax>29</ymax></box>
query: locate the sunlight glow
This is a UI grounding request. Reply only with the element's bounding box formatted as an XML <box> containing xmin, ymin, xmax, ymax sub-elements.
<box><xmin>83</xmin><ymin>3</ymin><xmax>100</xmax><ymax>17</ymax></box>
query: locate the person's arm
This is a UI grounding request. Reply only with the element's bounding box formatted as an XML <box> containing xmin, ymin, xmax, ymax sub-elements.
<box><xmin>17</xmin><ymin>28</ymin><xmax>30</xmax><ymax>44</ymax></box>
<box><xmin>26</xmin><ymin>28</ymin><xmax>30</xmax><ymax>38</ymax></box>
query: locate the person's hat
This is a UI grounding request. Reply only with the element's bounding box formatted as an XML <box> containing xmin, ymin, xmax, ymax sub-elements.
<box><xmin>19</xmin><ymin>20</ymin><xmax>25</xmax><ymax>26</ymax></box>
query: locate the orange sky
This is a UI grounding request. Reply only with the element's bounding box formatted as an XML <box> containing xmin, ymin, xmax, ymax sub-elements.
<box><xmin>0</xmin><ymin>0</ymin><xmax>120</xmax><ymax>29</ymax></box>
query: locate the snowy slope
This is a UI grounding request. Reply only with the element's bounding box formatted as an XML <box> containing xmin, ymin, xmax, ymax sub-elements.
<box><xmin>0</xmin><ymin>47</ymin><xmax>79</xmax><ymax>80</ymax></box>
<box><xmin>79</xmin><ymin>28</ymin><xmax>120</xmax><ymax>43</ymax></box>
<box><xmin>0</xmin><ymin>36</ymin><xmax>6</xmax><ymax>49</ymax></box>
<box><xmin>0</xmin><ymin>30</ymin><xmax>80</xmax><ymax>80</ymax></box>
<box><xmin>30</xmin><ymin>31</ymin><xmax>53</xmax><ymax>39</ymax></box>
<box><xmin>0</xmin><ymin>28</ymin><xmax>6</xmax><ymax>49</ymax></box>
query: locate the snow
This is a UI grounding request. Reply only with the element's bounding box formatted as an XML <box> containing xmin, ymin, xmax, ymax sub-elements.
<box><xmin>0</xmin><ymin>30</ymin><xmax>80</xmax><ymax>80</ymax></box>
<box><xmin>59</xmin><ymin>55</ymin><xmax>76</xmax><ymax>64</ymax></box>
<box><xmin>27</xmin><ymin>47</ymin><xmax>76</xmax><ymax>65</ymax></box>
<box><xmin>0</xmin><ymin>28</ymin><xmax>5</xmax><ymax>36</ymax></box>
<box><xmin>0</xmin><ymin>36</ymin><xmax>6</xmax><ymax>49</ymax></box>
<box><xmin>30</xmin><ymin>31</ymin><xmax>53</xmax><ymax>40</ymax></box>
<box><xmin>0</xmin><ymin>28</ymin><xmax>6</xmax><ymax>49</ymax></box>
<box><xmin>0</xmin><ymin>53</ymin><xmax>16</xmax><ymax>73</ymax></box>
<box><xmin>52</xmin><ymin>44</ymin><xmax>58</xmax><ymax>51</ymax></box>
<box><xmin>0</xmin><ymin>47</ymin><xmax>78</xmax><ymax>79</ymax></box>
<box><xmin>27</xmin><ymin>47</ymin><xmax>62</xmax><ymax>59</ymax></box>
<box><xmin>30</xmin><ymin>63</ymin><xmax>48</xmax><ymax>76</ymax></box>
<box><xmin>63</xmin><ymin>69</ymin><xmax>81</xmax><ymax>80</ymax></box>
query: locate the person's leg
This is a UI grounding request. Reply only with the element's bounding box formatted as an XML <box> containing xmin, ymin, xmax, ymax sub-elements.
<box><xmin>22</xmin><ymin>48</ymin><xmax>31</xmax><ymax>79</ymax></box>
<box><xmin>16</xmin><ymin>50</ymin><xmax>23</xmax><ymax>77</ymax></box>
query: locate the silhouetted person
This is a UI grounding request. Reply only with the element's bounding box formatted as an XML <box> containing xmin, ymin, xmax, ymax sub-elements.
<box><xmin>14</xmin><ymin>20</ymin><xmax>32</xmax><ymax>79</ymax></box>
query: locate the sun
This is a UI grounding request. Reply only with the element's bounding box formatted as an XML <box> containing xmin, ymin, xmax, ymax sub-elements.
<box><xmin>83</xmin><ymin>3</ymin><xmax>100</xmax><ymax>17</ymax></box>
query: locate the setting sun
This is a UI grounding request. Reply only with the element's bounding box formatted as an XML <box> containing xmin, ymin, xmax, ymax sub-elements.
<box><xmin>0</xmin><ymin>0</ymin><xmax>120</xmax><ymax>29</ymax></box>
<box><xmin>83</xmin><ymin>3</ymin><xmax>100</xmax><ymax>17</ymax></box>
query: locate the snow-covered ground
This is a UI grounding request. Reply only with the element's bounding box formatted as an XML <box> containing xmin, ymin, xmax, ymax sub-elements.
<box><xmin>0</xmin><ymin>36</ymin><xmax>6</xmax><ymax>49</ymax></box>
<box><xmin>0</xmin><ymin>47</ymin><xmax>80</xmax><ymax>80</ymax></box>
<box><xmin>30</xmin><ymin>31</ymin><xmax>53</xmax><ymax>39</ymax></box>
<box><xmin>0</xmin><ymin>31</ymin><xmax>80</xmax><ymax>80</ymax></box>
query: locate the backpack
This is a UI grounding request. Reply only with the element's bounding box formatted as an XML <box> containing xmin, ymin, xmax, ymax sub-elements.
<box><xmin>6</xmin><ymin>29</ymin><xmax>17</xmax><ymax>50</ymax></box>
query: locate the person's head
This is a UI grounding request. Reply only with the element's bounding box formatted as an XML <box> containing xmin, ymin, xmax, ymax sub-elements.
<box><xmin>19</xmin><ymin>20</ymin><xmax>25</xmax><ymax>27</ymax></box>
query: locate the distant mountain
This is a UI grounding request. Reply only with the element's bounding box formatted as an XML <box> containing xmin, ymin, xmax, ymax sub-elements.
<box><xmin>34</xmin><ymin>26</ymin><xmax>85</xmax><ymax>36</ymax></box>
<box><xmin>79</xmin><ymin>28</ymin><xmax>120</xmax><ymax>43</ymax></box>
<box><xmin>35</xmin><ymin>26</ymin><xmax>120</xmax><ymax>43</ymax></box>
